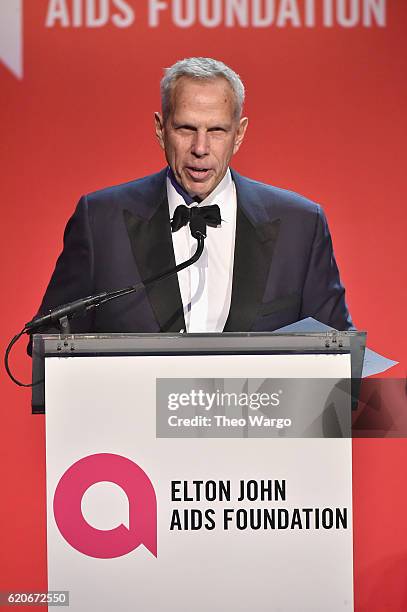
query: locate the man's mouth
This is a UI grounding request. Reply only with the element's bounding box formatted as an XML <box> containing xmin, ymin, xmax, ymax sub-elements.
<box><xmin>185</xmin><ymin>167</ymin><xmax>211</xmax><ymax>181</ymax></box>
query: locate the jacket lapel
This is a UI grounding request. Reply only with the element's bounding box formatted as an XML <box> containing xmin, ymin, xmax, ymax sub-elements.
<box><xmin>123</xmin><ymin>172</ymin><xmax>185</xmax><ymax>332</ymax></box>
<box><xmin>224</xmin><ymin>171</ymin><xmax>281</xmax><ymax>332</ymax></box>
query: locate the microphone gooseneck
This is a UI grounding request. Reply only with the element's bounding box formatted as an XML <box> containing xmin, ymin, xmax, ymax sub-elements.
<box><xmin>5</xmin><ymin>216</ymin><xmax>208</xmax><ymax>386</ymax></box>
<box><xmin>92</xmin><ymin>218</ymin><xmax>207</xmax><ymax>313</ymax></box>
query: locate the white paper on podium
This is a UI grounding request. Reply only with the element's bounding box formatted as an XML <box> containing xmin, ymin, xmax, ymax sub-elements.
<box><xmin>46</xmin><ymin>352</ymin><xmax>354</xmax><ymax>612</ymax></box>
<box><xmin>275</xmin><ymin>317</ymin><xmax>398</xmax><ymax>377</ymax></box>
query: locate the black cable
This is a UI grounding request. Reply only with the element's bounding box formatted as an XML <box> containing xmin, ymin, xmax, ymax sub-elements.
<box><xmin>4</xmin><ymin>327</ymin><xmax>41</xmax><ymax>387</ymax></box>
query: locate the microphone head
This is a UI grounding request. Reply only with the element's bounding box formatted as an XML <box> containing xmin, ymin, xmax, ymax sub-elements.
<box><xmin>189</xmin><ymin>215</ymin><xmax>207</xmax><ymax>239</ymax></box>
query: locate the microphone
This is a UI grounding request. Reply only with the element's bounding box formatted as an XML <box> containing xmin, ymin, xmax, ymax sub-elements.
<box><xmin>24</xmin><ymin>217</ymin><xmax>208</xmax><ymax>334</ymax></box>
<box><xmin>24</xmin><ymin>292</ymin><xmax>109</xmax><ymax>332</ymax></box>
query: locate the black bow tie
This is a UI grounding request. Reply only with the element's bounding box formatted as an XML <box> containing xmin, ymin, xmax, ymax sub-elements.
<box><xmin>171</xmin><ymin>204</ymin><xmax>222</xmax><ymax>233</ymax></box>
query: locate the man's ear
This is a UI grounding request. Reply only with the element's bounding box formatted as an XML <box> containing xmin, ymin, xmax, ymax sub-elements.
<box><xmin>154</xmin><ymin>112</ymin><xmax>165</xmax><ymax>150</ymax></box>
<box><xmin>233</xmin><ymin>116</ymin><xmax>249</xmax><ymax>154</ymax></box>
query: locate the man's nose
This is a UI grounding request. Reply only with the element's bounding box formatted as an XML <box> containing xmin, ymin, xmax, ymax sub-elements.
<box><xmin>191</xmin><ymin>130</ymin><xmax>209</xmax><ymax>156</ymax></box>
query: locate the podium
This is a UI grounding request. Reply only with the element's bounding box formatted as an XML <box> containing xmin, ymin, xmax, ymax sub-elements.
<box><xmin>32</xmin><ymin>331</ymin><xmax>365</xmax><ymax>612</ymax></box>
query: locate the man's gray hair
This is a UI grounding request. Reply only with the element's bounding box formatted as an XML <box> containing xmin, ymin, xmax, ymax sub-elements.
<box><xmin>161</xmin><ymin>57</ymin><xmax>245</xmax><ymax>120</ymax></box>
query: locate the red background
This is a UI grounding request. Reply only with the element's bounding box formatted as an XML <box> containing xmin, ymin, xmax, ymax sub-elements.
<box><xmin>1</xmin><ymin>1</ymin><xmax>406</xmax><ymax>609</ymax></box>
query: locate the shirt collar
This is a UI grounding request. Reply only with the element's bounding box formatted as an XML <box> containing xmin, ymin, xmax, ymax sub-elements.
<box><xmin>167</xmin><ymin>168</ymin><xmax>234</xmax><ymax>224</ymax></box>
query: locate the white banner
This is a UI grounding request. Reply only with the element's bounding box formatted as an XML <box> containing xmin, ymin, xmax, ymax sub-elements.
<box><xmin>46</xmin><ymin>353</ymin><xmax>353</xmax><ymax>611</ymax></box>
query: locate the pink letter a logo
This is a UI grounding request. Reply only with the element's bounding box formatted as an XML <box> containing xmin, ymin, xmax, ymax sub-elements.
<box><xmin>53</xmin><ymin>453</ymin><xmax>157</xmax><ymax>558</ymax></box>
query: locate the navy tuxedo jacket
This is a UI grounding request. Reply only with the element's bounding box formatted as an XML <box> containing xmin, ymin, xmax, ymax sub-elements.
<box><xmin>35</xmin><ymin>168</ymin><xmax>352</xmax><ymax>333</ymax></box>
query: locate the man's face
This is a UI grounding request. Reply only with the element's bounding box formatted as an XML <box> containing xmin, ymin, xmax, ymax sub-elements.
<box><xmin>155</xmin><ymin>77</ymin><xmax>248</xmax><ymax>200</ymax></box>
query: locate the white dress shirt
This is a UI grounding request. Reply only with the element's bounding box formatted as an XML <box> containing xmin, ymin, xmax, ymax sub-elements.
<box><xmin>167</xmin><ymin>169</ymin><xmax>237</xmax><ymax>332</ymax></box>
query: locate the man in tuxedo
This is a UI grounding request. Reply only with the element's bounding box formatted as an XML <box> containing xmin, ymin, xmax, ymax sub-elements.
<box><xmin>33</xmin><ymin>57</ymin><xmax>352</xmax><ymax>334</ymax></box>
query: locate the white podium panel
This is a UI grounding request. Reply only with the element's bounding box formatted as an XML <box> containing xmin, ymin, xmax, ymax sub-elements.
<box><xmin>45</xmin><ymin>352</ymin><xmax>353</xmax><ymax>612</ymax></box>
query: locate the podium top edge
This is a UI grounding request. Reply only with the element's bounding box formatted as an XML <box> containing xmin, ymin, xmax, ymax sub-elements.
<box><xmin>32</xmin><ymin>330</ymin><xmax>366</xmax><ymax>358</ymax></box>
<box><xmin>32</xmin><ymin>331</ymin><xmax>365</xmax><ymax>339</ymax></box>
<box><xmin>30</xmin><ymin>331</ymin><xmax>367</xmax><ymax>413</ymax></box>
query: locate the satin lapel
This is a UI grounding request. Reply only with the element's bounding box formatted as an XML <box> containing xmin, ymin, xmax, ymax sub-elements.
<box><xmin>224</xmin><ymin>173</ymin><xmax>281</xmax><ymax>332</ymax></box>
<box><xmin>123</xmin><ymin>191</ymin><xmax>185</xmax><ymax>332</ymax></box>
